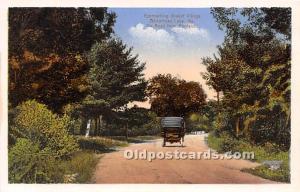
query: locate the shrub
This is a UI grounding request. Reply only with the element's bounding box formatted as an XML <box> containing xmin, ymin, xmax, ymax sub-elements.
<box><xmin>62</xmin><ymin>103</ymin><xmax>82</xmax><ymax>135</ymax></box>
<box><xmin>187</xmin><ymin>113</ymin><xmax>211</xmax><ymax>132</ymax></box>
<box><xmin>9</xmin><ymin>100</ymin><xmax>80</xmax><ymax>183</ymax></box>
<box><xmin>9</xmin><ymin>138</ymin><xmax>100</xmax><ymax>183</ymax></box>
<box><xmin>140</xmin><ymin>112</ymin><xmax>161</xmax><ymax>135</ymax></box>
<box><xmin>9</xmin><ymin>138</ymin><xmax>40</xmax><ymax>183</ymax></box>
<box><xmin>11</xmin><ymin>100</ymin><xmax>79</xmax><ymax>157</ymax></box>
<box><xmin>8</xmin><ymin>138</ymin><xmax>62</xmax><ymax>183</ymax></box>
<box><xmin>212</xmin><ymin>112</ymin><xmax>232</xmax><ymax>131</ymax></box>
<box><xmin>207</xmin><ymin>132</ymin><xmax>239</xmax><ymax>153</ymax></box>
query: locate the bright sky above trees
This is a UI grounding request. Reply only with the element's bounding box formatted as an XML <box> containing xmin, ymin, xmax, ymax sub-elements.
<box><xmin>109</xmin><ymin>8</ymin><xmax>226</xmax><ymax>102</ymax></box>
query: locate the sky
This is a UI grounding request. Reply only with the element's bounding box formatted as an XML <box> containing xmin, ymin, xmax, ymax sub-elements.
<box><xmin>108</xmin><ymin>8</ymin><xmax>226</xmax><ymax>108</ymax></box>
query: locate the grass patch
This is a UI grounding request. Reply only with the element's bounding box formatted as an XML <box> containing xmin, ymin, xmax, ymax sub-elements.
<box><xmin>135</xmin><ymin>135</ymin><xmax>160</xmax><ymax>140</ymax></box>
<box><xmin>56</xmin><ymin>136</ymin><xmax>130</xmax><ymax>183</ymax></box>
<box><xmin>111</xmin><ymin>135</ymin><xmax>160</xmax><ymax>143</ymax></box>
<box><xmin>76</xmin><ymin>136</ymin><xmax>128</xmax><ymax>152</ymax></box>
<box><xmin>207</xmin><ymin>133</ymin><xmax>290</xmax><ymax>183</ymax></box>
<box><xmin>207</xmin><ymin>133</ymin><xmax>224</xmax><ymax>151</ymax></box>
<box><xmin>242</xmin><ymin>163</ymin><xmax>289</xmax><ymax>183</ymax></box>
<box><xmin>59</xmin><ymin>151</ymin><xmax>99</xmax><ymax>183</ymax></box>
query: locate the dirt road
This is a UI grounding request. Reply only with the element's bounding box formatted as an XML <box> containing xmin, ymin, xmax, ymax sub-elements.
<box><xmin>93</xmin><ymin>134</ymin><xmax>276</xmax><ymax>184</ymax></box>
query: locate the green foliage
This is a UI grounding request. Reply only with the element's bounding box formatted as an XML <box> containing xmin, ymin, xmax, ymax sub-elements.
<box><xmin>243</xmin><ymin>163</ymin><xmax>290</xmax><ymax>183</ymax></box>
<box><xmin>212</xmin><ymin>112</ymin><xmax>232</xmax><ymax>132</ymax></box>
<box><xmin>11</xmin><ymin>100</ymin><xmax>79</xmax><ymax>157</ymax></box>
<box><xmin>208</xmin><ymin>133</ymin><xmax>290</xmax><ymax>182</ymax></box>
<box><xmin>121</xmin><ymin>108</ymin><xmax>161</xmax><ymax>136</ymax></box>
<box><xmin>110</xmin><ymin>136</ymin><xmax>160</xmax><ymax>144</ymax></box>
<box><xmin>140</xmin><ymin>112</ymin><xmax>161</xmax><ymax>135</ymax></box>
<box><xmin>9</xmin><ymin>138</ymin><xmax>39</xmax><ymax>183</ymax></box>
<box><xmin>208</xmin><ymin>132</ymin><xmax>289</xmax><ymax>160</ymax></box>
<box><xmin>58</xmin><ymin>151</ymin><xmax>99</xmax><ymax>183</ymax></box>
<box><xmin>82</xmin><ymin>39</ymin><xmax>147</xmax><ymax>116</ymax></box>
<box><xmin>62</xmin><ymin>103</ymin><xmax>83</xmax><ymax>135</ymax></box>
<box><xmin>8</xmin><ymin>100</ymin><xmax>81</xmax><ymax>183</ymax></box>
<box><xmin>9</xmin><ymin>138</ymin><xmax>61</xmax><ymax>183</ymax></box>
<box><xmin>203</xmin><ymin>8</ymin><xmax>290</xmax><ymax>150</ymax></box>
<box><xmin>77</xmin><ymin>136</ymin><xmax>128</xmax><ymax>152</ymax></box>
<box><xmin>9</xmin><ymin>142</ymin><xmax>100</xmax><ymax>183</ymax></box>
<box><xmin>207</xmin><ymin>132</ymin><xmax>239</xmax><ymax>153</ymax></box>
<box><xmin>187</xmin><ymin>113</ymin><xmax>211</xmax><ymax>132</ymax></box>
<box><xmin>95</xmin><ymin>107</ymin><xmax>160</xmax><ymax>137</ymax></box>
<box><xmin>78</xmin><ymin>39</ymin><xmax>148</xmax><ymax>136</ymax></box>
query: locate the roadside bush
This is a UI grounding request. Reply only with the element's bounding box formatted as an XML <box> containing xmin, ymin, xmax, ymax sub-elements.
<box><xmin>9</xmin><ymin>139</ymin><xmax>100</xmax><ymax>183</ymax></box>
<box><xmin>207</xmin><ymin>132</ymin><xmax>239</xmax><ymax>153</ymax></box>
<box><xmin>187</xmin><ymin>113</ymin><xmax>211</xmax><ymax>132</ymax></box>
<box><xmin>100</xmin><ymin>111</ymin><xmax>161</xmax><ymax>137</ymax></box>
<box><xmin>11</xmin><ymin>100</ymin><xmax>79</xmax><ymax>157</ymax></box>
<box><xmin>8</xmin><ymin>138</ymin><xmax>63</xmax><ymax>183</ymax></box>
<box><xmin>8</xmin><ymin>100</ymin><xmax>80</xmax><ymax>183</ymax></box>
<box><xmin>9</xmin><ymin>138</ymin><xmax>40</xmax><ymax>183</ymax></box>
<box><xmin>126</xmin><ymin>111</ymin><xmax>161</xmax><ymax>136</ymax></box>
<box><xmin>62</xmin><ymin>103</ymin><xmax>82</xmax><ymax>135</ymax></box>
<box><xmin>212</xmin><ymin>112</ymin><xmax>232</xmax><ymax>132</ymax></box>
<box><xmin>142</xmin><ymin>112</ymin><xmax>161</xmax><ymax>135</ymax></box>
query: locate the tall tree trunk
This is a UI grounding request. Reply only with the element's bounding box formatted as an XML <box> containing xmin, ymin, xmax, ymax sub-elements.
<box><xmin>80</xmin><ymin>118</ymin><xmax>87</xmax><ymax>135</ymax></box>
<box><xmin>94</xmin><ymin>117</ymin><xmax>98</xmax><ymax>136</ymax></box>
<box><xmin>235</xmin><ymin>117</ymin><xmax>240</xmax><ymax>138</ymax></box>
<box><xmin>96</xmin><ymin>117</ymin><xmax>99</xmax><ymax>136</ymax></box>
<box><xmin>217</xmin><ymin>91</ymin><xmax>220</xmax><ymax>115</ymax></box>
<box><xmin>109</xmin><ymin>123</ymin><xmax>112</xmax><ymax>138</ymax></box>
<box><xmin>98</xmin><ymin>115</ymin><xmax>103</xmax><ymax>136</ymax></box>
<box><xmin>85</xmin><ymin>119</ymin><xmax>91</xmax><ymax>137</ymax></box>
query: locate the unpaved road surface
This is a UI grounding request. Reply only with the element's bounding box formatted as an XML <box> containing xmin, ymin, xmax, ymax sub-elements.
<box><xmin>93</xmin><ymin>134</ymin><xmax>276</xmax><ymax>184</ymax></box>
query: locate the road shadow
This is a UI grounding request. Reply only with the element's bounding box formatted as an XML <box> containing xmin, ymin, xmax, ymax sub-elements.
<box><xmin>163</xmin><ymin>145</ymin><xmax>186</xmax><ymax>148</ymax></box>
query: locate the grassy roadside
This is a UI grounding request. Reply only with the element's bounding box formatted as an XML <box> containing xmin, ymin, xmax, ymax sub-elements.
<box><xmin>70</xmin><ymin>135</ymin><xmax>159</xmax><ymax>183</ymax></box>
<box><xmin>77</xmin><ymin>136</ymin><xmax>128</xmax><ymax>152</ymax></box>
<box><xmin>111</xmin><ymin>135</ymin><xmax>160</xmax><ymax>143</ymax></box>
<box><xmin>57</xmin><ymin>151</ymin><xmax>100</xmax><ymax>183</ymax></box>
<box><xmin>57</xmin><ymin>136</ymin><xmax>128</xmax><ymax>183</ymax></box>
<box><xmin>207</xmin><ymin>133</ymin><xmax>290</xmax><ymax>183</ymax></box>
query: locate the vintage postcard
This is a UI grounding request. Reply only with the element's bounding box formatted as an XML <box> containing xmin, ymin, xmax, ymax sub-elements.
<box><xmin>1</xmin><ymin>1</ymin><xmax>300</xmax><ymax>192</ymax></box>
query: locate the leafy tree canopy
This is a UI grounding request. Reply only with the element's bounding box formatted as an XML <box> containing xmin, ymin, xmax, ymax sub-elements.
<box><xmin>80</xmin><ymin>39</ymin><xmax>147</xmax><ymax>119</ymax></box>
<box><xmin>148</xmin><ymin>74</ymin><xmax>207</xmax><ymax>117</ymax></box>
<box><xmin>9</xmin><ymin>8</ymin><xmax>116</xmax><ymax>112</ymax></box>
<box><xmin>203</xmin><ymin>8</ymin><xmax>290</xmax><ymax>149</ymax></box>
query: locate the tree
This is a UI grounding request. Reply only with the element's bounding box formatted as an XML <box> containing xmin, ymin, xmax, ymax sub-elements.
<box><xmin>115</xmin><ymin>106</ymin><xmax>152</xmax><ymax>139</ymax></box>
<box><xmin>148</xmin><ymin>74</ymin><xmax>207</xmax><ymax>117</ymax></box>
<box><xmin>80</xmin><ymin>39</ymin><xmax>147</xmax><ymax>136</ymax></box>
<box><xmin>9</xmin><ymin>8</ymin><xmax>116</xmax><ymax>112</ymax></box>
<box><xmin>203</xmin><ymin>8</ymin><xmax>290</xmax><ymax>149</ymax></box>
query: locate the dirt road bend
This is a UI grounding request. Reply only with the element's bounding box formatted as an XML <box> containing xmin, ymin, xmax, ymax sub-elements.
<box><xmin>93</xmin><ymin>134</ymin><xmax>276</xmax><ymax>184</ymax></box>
